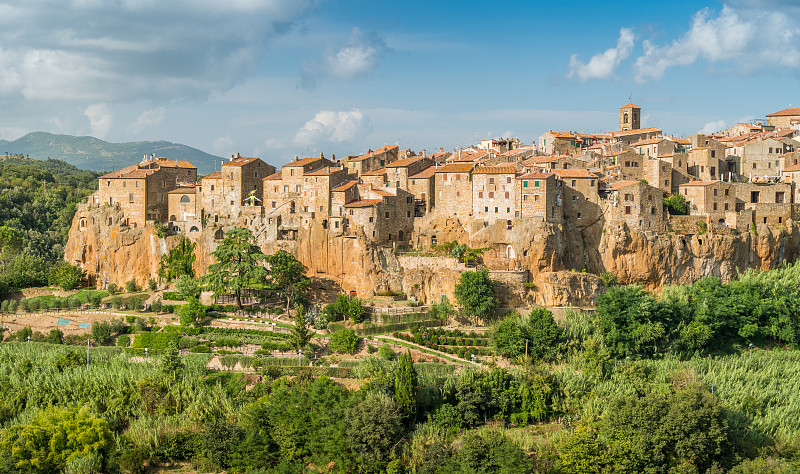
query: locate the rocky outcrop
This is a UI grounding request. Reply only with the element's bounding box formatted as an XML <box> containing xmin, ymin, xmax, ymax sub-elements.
<box><xmin>65</xmin><ymin>204</ymin><xmax>800</xmax><ymax>307</ymax></box>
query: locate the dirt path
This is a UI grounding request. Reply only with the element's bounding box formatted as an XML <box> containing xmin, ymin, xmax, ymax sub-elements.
<box><xmin>376</xmin><ymin>335</ymin><xmax>479</xmax><ymax>366</ymax></box>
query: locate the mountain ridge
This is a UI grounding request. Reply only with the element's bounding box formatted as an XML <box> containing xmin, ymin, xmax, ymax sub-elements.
<box><xmin>0</xmin><ymin>132</ymin><xmax>226</xmax><ymax>174</ymax></box>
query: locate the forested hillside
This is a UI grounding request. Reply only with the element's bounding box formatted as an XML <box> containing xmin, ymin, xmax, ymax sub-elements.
<box><xmin>0</xmin><ymin>155</ymin><xmax>98</xmax><ymax>295</ymax></box>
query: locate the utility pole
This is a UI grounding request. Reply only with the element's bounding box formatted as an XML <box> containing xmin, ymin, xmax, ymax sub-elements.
<box><xmin>525</xmin><ymin>339</ymin><xmax>529</xmax><ymax>358</ymax></box>
<box><xmin>86</xmin><ymin>337</ymin><xmax>90</xmax><ymax>369</ymax></box>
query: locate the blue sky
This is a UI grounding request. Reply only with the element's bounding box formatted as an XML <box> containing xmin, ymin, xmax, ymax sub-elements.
<box><xmin>0</xmin><ymin>0</ymin><xmax>798</xmax><ymax>168</ymax></box>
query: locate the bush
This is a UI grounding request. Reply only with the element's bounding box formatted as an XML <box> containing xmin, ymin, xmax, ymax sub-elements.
<box><xmin>125</xmin><ymin>278</ymin><xmax>140</xmax><ymax>293</ymax></box>
<box><xmin>175</xmin><ymin>275</ymin><xmax>201</xmax><ymax>300</ymax></box>
<box><xmin>664</xmin><ymin>193</ymin><xmax>688</xmax><ymax>215</ymax></box>
<box><xmin>46</xmin><ymin>328</ymin><xmax>64</xmax><ymax>344</ymax></box>
<box><xmin>110</xmin><ymin>295</ymin><xmax>124</xmax><ymax>310</ymax></box>
<box><xmin>16</xmin><ymin>326</ymin><xmax>33</xmax><ymax>342</ymax></box>
<box><xmin>128</xmin><ymin>296</ymin><xmax>145</xmax><ymax>311</ymax></box>
<box><xmin>89</xmin><ymin>293</ymin><xmax>103</xmax><ymax>308</ymax></box>
<box><xmin>110</xmin><ymin>317</ymin><xmax>128</xmax><ymax>335</ymax></box>
<box><xmin>91</xmin><ymin>321</ymin><xmax>113</xmax><ymax>345</ymax></box>
<box><xmin>148</xmin><ymin>278</ymin><xmax>158</xmax><ymax>291</ymax></box>
<box><xmin>190</xmin><ymin>344</ymin><xmax>211</xmax><ymax>353</ymax></box>
<box><xmin>348</xmin><ymin>298</ymin><xmax>365</xmax><ymax>324</ymax></box>
<box><xmin>107</xmin><ymin>283</ymin><xmax>118</xmax><ymax>295</ymax></box>
<box><xmin>179</xmin><ymin>298</ymin><xmax>206</xmax><ymax>327</ymax></box>
<box><xmin>150</xmin><ymin>298</ymin><xmax>163</xmax><ymax>313</ymax></box>
<box><xmin>329</xmin><ymin>328</ymin><xmax>360</xmax><ymax>354</ymax></box>
<box><xmin>378</xmin><ymin>344</ymin><xmax>395</xmax><ymax>360</ymax></box>
<box><xmin>117</xmin><ymin>334</ymin><xmax>131</xmax><ymax>347</ymax></box>
<box><xmin>179</xmin><ymin>336</ymin><xmax>199</xmax><ymax>349</ymax></box>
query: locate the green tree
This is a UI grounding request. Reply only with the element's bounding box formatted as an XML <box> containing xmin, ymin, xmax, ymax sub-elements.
<box><xmin>524</xmin><ymin>307</ymin><xmax>560</xmax><ymax>360</ymax></box>
<box><xmin>346</xmin><ymin>392</ymin><xmax>404</xmax><ymax>472</ymax></box>
<box><xmin>0</xmin><ymin>225</ymin><xmax>23</xmax><ymax>272</ymax></box>
<box><xmin>125</xmin><ymin>278</ymin><xmax>139</xmax><ymax>293</ymax></box>
<box><xmin>0</xmin><ymin>406</ymin><xmax>111</xmax><ymax>473</ymax></box>
<box><xmin>175</xmin><ymin>275</ymin><xmax>201</xmax><ymax>300</ymax></box>
<box><xmin>449</xmin><ymin>428</ymin><xmax>532</xmax><ymax>473</ymax></box>
<box><xmin>179</xmin><ymin>297</ymin><xmax>206</xmax><ymax>327</ymax></box>
<box><xmin>46</xmin><ymin>328</ymin><xmax>64</xmax><ymax>344</ymax></box>
<box><xmin>454</xmin><ymin>269</ymin><xmax>497</xmax><ymax>322</ymax></box>
<box><xmin>91</xmin><ymin>321</ymin><xmax>112</xmax><ymax>345</ymax></box>
<box><xmin>664</xmin><ymin>193</ymin><xmax>688</xmax><ymax>215</ymax></box>
<box><xmin>289</xmin><ymin>309</ymin><xmax>312</xmax><ymax>350</ymax></box>
<box><xmin>16</xmin><ymin>326</ymin><xmax>32</xmax><ymax>342</ymax></box>
<box><xmin>47</xmin><ymin>261</ymin><xmax>85</xmax><ymax>291</ymax></box>
<box><xmin>348</xmin><ymin>297</ymin><xmax>365</xmax><ymax>323</ymax></box>
<box><xmin>158</xmin><ymin>236</ymin><xmax>196</xmax><ymax>281</ymax></box>
<box><xmin>394</xmin><ymin>351</ymin><xmax>418</xmax><ymax>421</ymax></box>
<box><xmin>265</xmin><ymin>250</ymin><xmax>310</xmax><ymax>314</ymax></box>
<box><xmin>147</xmin><ymin>277</ymin><xmax>158</xmax><ymax>291</ymax></box>
<box><xmin>161</xmin><ymin>342</ymin><xmax>184</xmax><ymax>377</ymax></box>
<box><xmin>329</xmin><ymin>328</ymin><xmax>359</xmax><ymax>354</ymax></box>
<box><xmin>202</xmin><ymin>228</ymin><xmax>267</xmax><ymax>309</ymax></box>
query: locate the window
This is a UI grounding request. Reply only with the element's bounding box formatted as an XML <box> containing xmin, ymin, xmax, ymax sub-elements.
<box><xmin>296</xmin><ymin>185</ymin><xmax>301</xmax><ymax>192</ymax></box>
<box><xmin>769</xmin><ymin>147</ymin><xmax>773</xmax><ymax>154</ymax></box>
<box><xmin>713</xmin><ymin>203</ymin><xmax>718</xmax><ymax>211</ymax></box>
<box><xmin>488</xmin><ymin>192</ymin><xmax>494</xmax><ymax>198</ymax></box>
<box><xmin>534</xmin><ymin>180</ymin><xmax>540</xmax><ymax>187</ymax></box>
<box><xmin>211</xmin><ymin>199</ymin><xmax>214</xmax><ymax>208</ymax></box>
<box><xmin>123</xmin><ymin>181</ymin><xmax>126</xmax><ymax>188</ymax></box>
<box><xmin>713</xmin><ymin>189</ymin><xmax>718</xmax><ymax>196</ymax></box>
<box><xmin>494</xmin><ymin>207</ymin><xmax>498</xmax><ymax>213</ymax></box>
<box><xmin>136</xmin><ymin>181</ymin><xmax>139</xmax><ymax>188</ymax></box>
<box><xmin>572</xmin><ymin>195</ymin><xmax>577</xmax><ymax>201</ymax></box>
<box><xmin>385</xmin><ymin>212</ymin><xmax>390</xmax><ymax>219</ymax></box>
<box><xmin>478</xmin><ymin>192</ymin><xmax>483</xmax><ymax>198</ymax></box>
<box><xmin>507</xmin><ymin>177</ymin><xmax>512</xmax><ymax>184</ymax></box>
<box><xmin>407</xmin><ymin>211</ymin><xmax>411</xmax><ymax>217</ymax></box>
<box><xmin>711</xmin><ymin>150</ymin><xmax>716</xmax><ymax>158</ymax></box>
<box><xmin>625</xmin><ymin>206</ymin><xmax>631</xmax><ymax>215</ymax></box>
<box><xmin>284</xmin><ymin>185</ymin><xmax>289</xmax><ymax>193</ymax></box>
<box><xmin>523</xmin><ymin>181</ymin><xmax>528</xmax><ymax>188</ymax></box>
<box><xmin>571</xmin><ymin>179</ymin><xmax>577</xmax><ymax>187</ymax></box>
<box><xmin>577</xmin><ymin>212</ymin><xmax>582</xmax><ymax>219</ymax></box>
<box><xmin>272</xmin><ymin>201</ymin><xmax>276</xmax><ymax>208</ymax></box>
<box><xmin>107</xmin><ymin>181</ymin><xmax>110</xmax><ymax>187</ymax></box>
<box><xmin>776</xmin><ymin>192</ymin><xmax>785</xmax><ymax>203</ymax></box>
<box><xmin>590</xmin><ymin>180</ymin><xmax>595</xmax><ymax>187</ymax></box>
<box><xmin>180</xmin><ymin>195</ymin><xmax>190</xmax><ymax>203</ymax></box>
<box><xmin>534</xmin><ymin>195</ymin><xmax>539</xmax><ymax>201</ymax></box>
<box><xmin>724</xmin><ymin>203</ymin><xmax>729</xmax><ymax>210</ymax></box>
<box><xmin>753</xmin><ymin>163</ymin><xmax>757</xmax><ymax>169</ymax></box>
<box><xmin>489</xmin><ymin>177</ymin><xmax>494</xmax><ymax>184</ymax></box>
<box><xmin>505</xmin><ymin>191</ymin><xmax>509</xmax><ymax>199</ymax></box>
<box><xmin>129</xmin><ymin>193</ymin><xmax>134</xmax><ymax>203</ymax></box>
<box><xmin>369</xmin><ymin>217</ymin><xmax>374</xmax><ymax>223</ymax></box>
<box><xmin>523</xmin><ymin>195</ymin><xmax>528</xmax><ymax>201</ymax></box>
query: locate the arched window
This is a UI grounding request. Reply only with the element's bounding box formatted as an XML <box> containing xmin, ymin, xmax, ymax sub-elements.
<box><xmin>189</xmin><ymin>226</ymin><xmax>199</xmax><ymax>232</ymax></box>
<box><xmin>180</xmin><ymin>195</ymin><xmax>190</xmax><ymax>203</ymax></box>
<box><xmin>170</xmin><ymin>215</ymin><xmax>177</xmax><ymax>221</ymax></box>
<box><xmin>398</xmin><ymin>230</ymin><xmax>404</xmax><ymax>241</ymax></box>
<box><xmin>623</xmin><ymin>113</ymin><xmax>629</xmax><ymax>124</ymax></box>
<box><xmin>214</xmin><ymin>229</ymin><xmax>224</xmax><ymax>240</ymax></box>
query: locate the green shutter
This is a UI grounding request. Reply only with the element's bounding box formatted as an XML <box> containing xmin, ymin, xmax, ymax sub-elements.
<box><xmin>534</xmin><ymin>180</ymin><xmax>540</xmax><ymax>187</ymax></box>
<box><xmin>523</xmin><ymin>181</ymin><xmax>528</xmax><ymax>188</ymax></box>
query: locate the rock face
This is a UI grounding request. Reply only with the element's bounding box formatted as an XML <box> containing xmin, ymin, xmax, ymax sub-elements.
<box><xmin>64</xmin><ymin>204</ymin><xmax>800</xmax><ymax>307</ymax></box>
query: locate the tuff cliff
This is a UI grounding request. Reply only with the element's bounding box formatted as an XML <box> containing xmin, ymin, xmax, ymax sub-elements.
<box><xmin>64</xmin><ymin>204</ymin><xmax>800</xmax><ymax>307</ymax></box>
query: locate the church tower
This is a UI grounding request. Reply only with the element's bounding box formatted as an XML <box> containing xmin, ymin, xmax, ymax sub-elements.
<box><xmin>619</xmin><ymin>103</ymin><xmax>641</xmax><ymax>131</ymax></box>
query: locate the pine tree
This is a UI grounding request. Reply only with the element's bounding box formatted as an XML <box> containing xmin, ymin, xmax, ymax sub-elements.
<box><xmin>394</xmin><ymin>351</ymin><xmax>418</xmax><ymax>421</ymax></box>
<box><xmin>290</xmin><ymin>306</ymin><xmax>311</xmax><ymax>350</ymax></box>
<box><xmin>161</xmin><ymin>342</ymin><xmax>184</xmax><ymax>377</ymax></box>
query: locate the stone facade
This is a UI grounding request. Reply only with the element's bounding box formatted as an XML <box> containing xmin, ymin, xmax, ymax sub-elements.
<box><xmin>605</xmin><ymin>180</ymin><xmax>665</xmax><ymax>230</ymax></box>
<box><xmin>434</xmin><ymin>163</ymin><xmax>475</xmax><ymax>221</ymax></box>
<box><xmin>472</xmin><ymin>165</ymin><xmax>518</xmax><ymax>222</ymax></box>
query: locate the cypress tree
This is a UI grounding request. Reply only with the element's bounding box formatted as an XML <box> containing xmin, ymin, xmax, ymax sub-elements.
<box><xmin>290</xmin><ymin>306</ymin><xmax>311</xmax><ymax>350</ymax></box>
<box><xmin>394</xmin><ymin>351</ymin><xmax>418</xmax><ymax>421</ymax></box>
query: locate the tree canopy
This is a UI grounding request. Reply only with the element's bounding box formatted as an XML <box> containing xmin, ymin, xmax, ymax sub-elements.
<box><xmin>454</xmin><ymin>269</ymin><xmax>497</xmax><ymax>320</ymax></box>
<box><xmin>265</xmin><ymin>250</ymin><xmax>310</xmax><ymax>313</ymax></box>
<box><xmin>159</xmin><ymin>237</ymin><xmax>196</xmax><ymax>281</ymax></box>
<box><xmin>202</xmin><ymin>228</ymin><xmax>266</xmax><ymax>308</ymax></box>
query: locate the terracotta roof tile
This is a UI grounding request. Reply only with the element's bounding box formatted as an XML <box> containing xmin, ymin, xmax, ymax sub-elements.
<box><xmin>263</xmin><ymin>170</ymin><xmax>282</xmax><ymax>180</ymax></box>
<box><xmin>435</xmin><ymin>163</ymin><xmax>475</xmax><ymax>173</ymax></box>
<box><xmin>607</xmin><ymin>180</ymin><xmax>640</xmax><ymax>190</ymax></box>
<box><xmin>305</xmin><ymin>166</ymin><xmax>343</xmax><ymax>176</ymax></box>
<box><xmin>611</xmin><ymin>127</ymin><xmax>662</xmax><ymax>137</ymax></box>
<box><xmin>517</xmin><ymin>172</ymin><xmax>554</xmax><ymax>180</ymax></box>
<box><xmin>362</xmin><ymin>167</ymin><xmax>388</xmax><ymax>176</ymax></box>
<box><xmin>767</xmin><ymin>108</ymin><xmax>800</xmax><ymax>117</ymax></box>
<box><xmin>386</xmin><ymin>155</ymin><xmax>426</xmax><ymax>168</ymax></box>
<box><xmin>619</xmin><ymin>103</ymin><xmax>640</xmax><ymax>109</ymax></box>
<box><xmin>408</xmin><ymin>166</ymin><xmax>438</xmax><ymax>179</ymax></box>
<box><xmin>680</xmin><ymin>180</ymin><xmax>722</xmax><ymax>187</ymax></box>
<box><xmin>222</xmin><ymin>156</ymin><xmax>260</xmax><ymax>167</ymax></box>
<box><xmin>473</xmin><ymin>165</ymin><xmax>517</xmax><ymax>174</ymax></box>
<box><xmin>552</xmin><ymin>170</ymin><xmax>599</xmax><ymax>178</ymax></box>
<box><xmin>284</xmin><ymin>156</ymin><xmax>326</xmax><ymax>168</ymax></box>
<box><xmin>332</xmin><ymin>181</ymin><xmax>358</xmax><ymax>192</ymax></box>
<box><xmin>344</xmin><ymin>199</ymin><xmax>382</xmax><ymax>208</ymax></box>
<box><xmin>781</xmin><ymin>164</ymin><xmax>800</xmax><ymax>172</ymax></box>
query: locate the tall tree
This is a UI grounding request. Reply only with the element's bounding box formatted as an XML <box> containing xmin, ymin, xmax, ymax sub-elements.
<box><xmin>265</xmin><ymin>250</ymin><xmax>310</xmax><ymax>314</ymax></box>
<box><xmin>158</xmin><ymin>236</ymin><xmax>197</xmax><ymax>281</ymax></box>
<box><xmin>289</xmin><ymin>307</ymin><xmax>312</xmax><ymax>350</ymax></box>
<box><xmin>394</xmin><ymin>351</ymin><xmax>418</xmax><ymax>421</ymax></box>
<box><xmin>454</xmin><ymin>269</ymin><xmax>497</xmax><ymax>323</ymax></box>
<box><xmin>202</xmin><ymin>228</ymin><xmax>266</xmax><ymax>309</ymax></box>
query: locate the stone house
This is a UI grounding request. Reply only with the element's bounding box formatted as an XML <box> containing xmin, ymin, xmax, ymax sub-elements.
<box><xmin>678</xmin><ymin>181</ymin><xmax>735</xmax><ymax>225</ymax></box>
<box><xmin>643</xmin><ymin>157</ymin><xmax>673</xmax><ymax>194</ymax></box>
<box><xmin>472</xmin><ymin>165</ymin><xmax>518</xmax><ymax>223</ymax></box>
<box><xmin>730</xmin><ymin>137</ymin><xmax>795</xmax><ymax>179</ymax></box>
<box><xmin>301</xmin><ymin>166</ymin><xmax>349</xmax><ymax>219</ymax></box>
<box><xmin>553</xmin><ymin>169</ymin><xmax>601</xmax><ymax>225</ymax></box>
<box><xmin>515</xmin><ymin>172</ymin><xmax>562</xmax><ymax>222</ymax></box>
<box><xmin>604</xmin><ymin>180</ymin><xmax>665</xmax><ymax>230</ymax></box>
<box><xmin>361</xmin><ymin>168</ymin><xmax>388</xmax><ymax>188</ymax></box>
<box><xmin>522</xmin><ymin>155</ymin><xmax>585</xmax><ymax>173</ymax></box>
<box><xmin>632</xmin><ymin>137</ymin><xmax>680</xmax><ymax>158</ymax></box>
<box><xmin>385</xmin><ymin>155</ymin><xmax>434</xmax><ymax>190</ymax></box>
<box><xmin>730</xmin><ymin>182</ymin><xmax>793</xmax><ymax>225</ymax></box>
<box><xmin>766</xmin><ymin>108</ymin><xmax>800</xmax><ymax>129</ymax></box>
<box><xmin>341</xmin><ymin>145</ymin><xmax>399</xmax><ymax>177</ymax></box>
<box><xmin>95</xmin><ymin>156</ymin><xmax>198</xmax><ymax>227</ymax></box>
<box><xmin>537</xmin><ymin>131</ymin><xmax>581</xmax><ymax>155</ymax></box>
<box><xmin>609</xmin><ymin>150</ymin><xmax>644</xmax><ymax>180</ymax></box>
<box><xmin>687</xmin><ymin>146</ymin><xmax>726</xmax><ymax>181</ymax></box>
<box><xmin>781</xmin><ymin>163</ymin><xmax>800</xmax><ymax>203</ymax></box>
<box><xmin>610</xmin><ymin>127</ymin><xmax>662</xmax><ymax>146</ymax></box>
<box><xmin>408</xmin><ymin>165</ymin><xmax>438</xmax><ymax>214</ymax></box>
<box><xmin>220</xmin><ymin>155</ymin><xmax>275</xmax><ymax>209</ymax></box>
<box><xmin>340</xmin><ymin>184</ymin><xmax>415</xmax><ymax>244</ymax></box>
<box><xmin>434</xmin><ymin>163</ymin><xmax>475</xmax><ymax>221</ymax></box>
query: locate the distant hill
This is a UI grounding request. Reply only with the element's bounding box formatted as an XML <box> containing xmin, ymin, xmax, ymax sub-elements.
<box><xmin>0</xmin><ymin>132</ymin><xmax>223</xmax><ymax>174</ymax></box>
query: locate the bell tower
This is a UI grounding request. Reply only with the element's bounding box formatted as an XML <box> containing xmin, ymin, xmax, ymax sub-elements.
<box><xmin>619</xmin><ymin>102</ymin><xmax>641</xmax><ymax>131</ymax></box>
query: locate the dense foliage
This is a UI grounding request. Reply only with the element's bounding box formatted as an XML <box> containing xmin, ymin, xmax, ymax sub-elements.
<box><xmin>0</xmin><ymin>158</ymin><xmax>99</xmax><ymax>291</ymax></box>
<box><xmin>454</xmin><ymin>269</ymin><xmax>497</xmax><ymax>320</ymax></box>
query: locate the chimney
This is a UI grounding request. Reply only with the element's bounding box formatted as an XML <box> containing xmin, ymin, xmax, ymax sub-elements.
<box><xmin>294</xmin><ymin>155</ymin><xmax>299</xmax><ymax>162</ymax></box>
<box><xmin>320</xmin><ymin>152</ymin><xmax>324</xmax><ymax>159</ymax></box>
<box><xmin>236</xmin><ymin>152</ymin><xmax>241</xmax><ymax>159</ymax></box>
<box><xmin>150</xmin><ymin>153</ymin><xmax>155</xmax><ymax>160</ymax></box>
<box><xmin>331</xmin><ymin>154</ymin><xmax>335</xmax><ymax>161</ymax></box>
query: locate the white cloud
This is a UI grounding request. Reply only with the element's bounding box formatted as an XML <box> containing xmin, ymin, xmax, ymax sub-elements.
<box><xmin>84</xmin><ymin>103</ymin><xmax>113</xmax><ymax>138</ymax></box>
<box><xmin>264</xmin><ymin>137</ymin><xmax>284</xmax><ymax>149</ymax></box>
<box><xmin>0</xmin><ymin>1</ymin><xmax>314</xmax><ymax>103</ymax></box>
<box><xmin>131</xmin><ymin>107</ymin><xmax>165</xmax><ymax>134</ymax></box>
<box><xmin>301</xmin><ymin>28</ymin><xmax>387</xmax><ymax>88</ymax></box>
<box><xmin>567</xmin><ymin>28</ymin><xmax>635</xmax><ymax>81</ymax></box>
<box><xmin>213</xmin><ymin>136</ymin><xmax>235</xmax><ymax>155</ymax></box>
<box><xmin>294</xmin><ymin>108</ymin><xmax>368</xmax><ymax>146</ymax></box>
<box><xmin>634</xmin><ymin>5</ymin><xmax>800</xmax><ymax>82</ymax></box>
<box><xmin>698</xmin><ymin>120</ymin><xmax>728</xmax><ymax>134</ymax></box>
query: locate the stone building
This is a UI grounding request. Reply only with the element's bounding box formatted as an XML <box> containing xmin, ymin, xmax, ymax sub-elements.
<box><xmin>554</xmin><ymin>169</ymin><xmax>601</xmax><ymax>225</ymax></box>
<box><xmin>632</xmin><ymin>137</ymin><xmax>680</xmax><ymax>158</ymax></box>
<box><xmin>678</xmin><ymin>181</ymin><xmax>735</xmax><ymax>225</ymax></box>
<box><xmin>781</xmin><ymin>163</ymin><xmax>800</xmax><ymax>203</ymax></box>
<box><xmin>619</xmin><ymin>102</ymin><xmax>641</xmax><ymax>131</ymax></box>
<box><xmin>361</xmin><ymin>168</ymin><xmax>388</xmax><ymax>187</ymax></box>
<box><xmin>611</xmin><ymin>127</ymin><xmax>662</xmax><ymax>146</ymax></box>
<box><xmin>94</xmin><ymin>155</ymin><xmax>198</xmax><ymax>227</ymax></box>
<box><xmin>472</xmin><ymin>165</ymin><xmax>518</xmax><ymax>223</ymax></box>
<box><xmin>515</xmin><ymin>172</ymin><xmax>562</xmax><ymax>222</ymax></box>
<box><xmin>408</xmin><ymin>165</ymin><xmax>438</xmax><ymax>214</ymax></box>
<box><xmin>766</xmin><ymin>107</ymin><xmax>800</xmax><ymax>129</ymax></box>
<box><xmin>385</xmin><ymin>155</ymin><xmax>434</xmax><ymax>190</ymax></box>
<box><xmin>643</xmin><ymin>157</ymin><xmax>673</xmax><ymax>193</ymax></box>
<box><xmin>301</xmin><ymin>166</ymin><xmax>349</xmax><ymax>218</ymax></box>
<box><xmin>687</xmin><ymin>146</ymin><xmax>726</xmax><ymax>181</ymax></box>
<box><xmin>341</xmin><ymin>145</ymin><xmax>399</xmax><ymax>177</ymax></box>
<box><xmin>604</xmin><ymin>180</ymin><xmax>665</xmax><ymax>230</ymax></box>
<box><xmin>434</xmin><ymin>163</ymin><xmax>475</xmax><ymax>221</ymax></box>
<box><xmin>730</xmin><ymin>182</ymin><xmax>793</xmax><ymax>225</ymax></box>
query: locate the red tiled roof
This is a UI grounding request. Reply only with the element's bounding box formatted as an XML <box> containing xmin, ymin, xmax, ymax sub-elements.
<box><xmin>607</xmin><ymin>180</ymin><xmax>640</xmax><ymax>190</ymax></box>
<box><xmin>408</xmin><ymin>166</ymin><xmax>438</xmax><ymax>179</ymax></box>
<box><xmin>611</xmin><ymin>127</ymin><xmax>662</xmax><ymax>137</ymax></box>
<box><xmin>362</xmin><ymin>167</ymin><xmax>388</xmax><ymax>176</ymax></box>
<box><xmin>473</xmin><ymin>165</ymin><xmax>517</xmax><ymax>174</ymax></box>
<box><xmin>552</xmin><ymin>170</ymin><xmax>599</xmax><ymax>178</ymax></box>
<box><xmin>202</xmin><ymin>170</ymin><xmax>223</xmax><ymax>180</ymax></box>
<box><xmin>767</xmin><ymin>108</ymin><xmax>800</xmax><ymax>117</ymax></box>
<box><xmin>435</xmin><ymin>163</ymin><xmax>475</xmax><ymax>173</ymax></box>
<box><xmin>371</xmin><ymin>188</ymin><xmax>394</xmax><ymax>197</ymax></box>
<box><xmin>305</xmin><ymin>166</ymin><xmax>343</xmax><ymax>176</ymax></box>
<box><xmin>154</xmin><ymin>157</ymin><xmax>197</xmax><ymax>169</ymax></box>
<box><xmin>620</xmin><ymin>102</ymin><xmax>640</xmax><ymax>109</ymax></box>
<box><xmin>332</xmin><ymin>181</ymin><xmax>358</xmax><ymax>192</ymax></box>
<box><xmin>345</xmin><ymin>199</ymin><xmax>382</xmax><ymax>208</ymax></box>
<box><xmin>632</xmin><ymin>137</ymin><xmax>668</xmax><ymax>146</ymax></box>
<box><xmin>168</xmin><ymin>186</ymin><xmax>197</xmax><ymax>194</ymax></box>
<box><xmin>263</xmin><ymin>170</ymin><xmax>282</xmax><ymax>180</ymax></box>
<box><xmin>284</xmin><ymin>156</ymin><xmax>326</xmax><ymax>168</ymax></box>
<box><xmin>350</xmin><ymin>145</ymin><xmax>399</xmax><ymax>162</ymax></box>
<box><xmin>222</xmin><ymin>156</ymin><xmax>260</xmax><ymax>167</ymax></box>
<box><xmin>781</xmin><ymin>164</ymin><xmax>800</xmax><ymax>172</ymax></box>
<box><xmin>680</xmin><ymin>180</ymin><xmax>721</xmax><ymax>187</ymax></box>
<box><xmin>386</xmin><ymin>155</ymin><xmax>426</xmax><ymax>168</ymax></box>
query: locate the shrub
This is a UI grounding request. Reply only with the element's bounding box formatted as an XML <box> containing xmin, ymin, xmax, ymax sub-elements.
<box><xmin>150</xmin><ymin>298</ymin><xmax>163</xmax><ymax>313</ymax></box>
<box><xmin>125</xmin><ymin>278</ymin><xmax>140</xmax><ymax>293</ymax></box>
<box><xmin>117</xmin><ymin>334</ymin><xmax>131</xmax><ymax>347</ymax></box>
<box><xmin>175</xmin><ymin>275</ymin><xmax>201</xmax><ymax>300</ymax></box>
<box><xmin>190</xmin><ymin>344</ymin><xmax>211</xmax><ymax>353</ymax></box>
<box><xmin>329</xmin><ymin>328</ymin><xmax>360</xmax><ymax>354</ymax></box>
<box><xmin>46</xmin><ymin>328</ymin><xmax>64</xmax><ymax>344</ymax></box>
<box><xmin>110</xmin><ymin>295</ymin><xmax>124</xmax><ymax>310</ymax></box>
<box><xmin>110</xmin><ymin>317</ymin><xmax>127</xmax><ymax>335</ymax></box>
<box><xmin>378</xmin><ymin>344</ymin><xmax>395</xmax><ymax>360</ymax></box>
<box><xmin>179</xmin><ymin>298</ymin><xmax>206</xmax><ymax>327</ymax></box>
<box><xmin>148</xmin><ymin>278</ymin><xmax>158</xmax><ymax>291</ymax></box>
<box><xmin>91</xmin><ymin>321</ymin><xmax>113</xmax><ymax>345</ymax></box>
<box><xmin>126</xmin><ymin>315</ymin><xmax>137</xmax><ymax>324</ymax></box>
<box><xmin>128</xmin><ymin>296</ymin><xmax>145</xmax><ymax>311</ymax></box>
<box><xmin>89</xmin><ymin>293</ymin><xmax>103</xmax><ymax>308</ymax></box>
<box><xmin>348</xmin><ymin>298</ymin><xmax>365</xmax><ymax>324</ymax></box>
<box><xmin>179</xmin><ymin>336</ymin><xmax>199</xmax><ymax>349</ymax></box>
<box><xmin>107</xmin><ymin>283</ymin><xmax>118</xmax><ymax>295</ymax></box>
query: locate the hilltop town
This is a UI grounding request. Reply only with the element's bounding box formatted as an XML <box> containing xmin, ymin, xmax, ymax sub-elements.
<box><xmin>66</xmin><ymin>104</ymin><xmax>800</xmax><ymax>306</ymax></box>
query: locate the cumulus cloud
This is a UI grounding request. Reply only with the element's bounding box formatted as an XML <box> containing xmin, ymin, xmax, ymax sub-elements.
<box><xmin>84</xmin><ymin>103</ymin><xmax>113</xmax><ymax>138</ymax></box>
<box><xmin>634</xmin><ymin>5</ymin><xmax>800</xmax><ymax>82</ymax></box>
<box><xmin>212</xmin><ymin>136</ymin><xmax>235</xmax><ymax>155</ymax></box>
<box><xmin>301</xmin><ymin>28</ymin><xmax>387</xmax><ymax>89</ymax></box>
<box><xmin>698</xmin><ymin>120</ymin><xmax>728</xmax><ymax>134</ymax></box>
<box><xmin>567</xmin><ymin>28</ymin><xmax>635</xmax><ymax>81</ymax></box>
<box><xmin>0</xmin><ymin>0</ymin><xmax>313</xmax><ymax>103</ymax></box>
<box><xmin>294</xmin><ymin>108</ymin><xmax>368</xmax><ymax>146</ymax></box>
<box><xmin>131</xmin><ymin>107</ymin><xmax>165</xmax><ymax>134</ymax></box>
